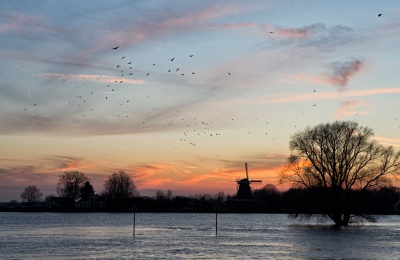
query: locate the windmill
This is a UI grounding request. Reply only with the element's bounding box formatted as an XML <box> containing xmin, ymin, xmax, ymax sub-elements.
<box><xmin>236</xmin><ymin>163</ymin><xmax>262</xmax><ymax>199</ymax></box>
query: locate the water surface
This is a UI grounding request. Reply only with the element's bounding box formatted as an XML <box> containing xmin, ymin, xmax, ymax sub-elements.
<box><xmin>1</xmin><ymin>213</ymin><xmax>399</xmax><ymax>259</ymax></box>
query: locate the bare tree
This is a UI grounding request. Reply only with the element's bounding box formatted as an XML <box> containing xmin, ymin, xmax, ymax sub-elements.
<box><xmin>103</xmin><ymin>170</ymin><xmax>139</xmax><ymax>199</ymax></box>
<box><xmin>57</xmin><ymin>171</ymin><xmax>90</xmax><ymax>200</ymax></box>
<box><xmin>280</xmin><ymin>121</ymin><xmax>400</xmax><ymax>227</ymax></box>
<box><xmin>21</xmin><ymin>185</ymin><xmax>43</xmax><ymax>204</ymax></box>
<box><xmin>80</xmin><ymin>181</ymin><xmax>95</xmax><ymax>200</ymax></box>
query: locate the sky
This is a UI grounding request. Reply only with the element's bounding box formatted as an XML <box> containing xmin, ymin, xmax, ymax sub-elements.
<box><xmin>1</xmin><ymin>1</ymin><xmax>400</xmax><ymax>201</ymax></box>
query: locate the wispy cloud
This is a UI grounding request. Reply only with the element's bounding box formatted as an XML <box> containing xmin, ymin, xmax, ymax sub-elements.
<box><xmin>263</xmin><ymin>87</ymin><xmax>400</xmax><ymax>104</ymax></box>
<box><xmin>334</xmin><ymin>99</ymin><xmax>374</xmax><ymax>118</ymax></box>
<box><xmin>372</xmin><ymin>136</ymin><xmax>400</xmax><ymax>147</ymax></box>
<box><xmin>259</xmin><ymin>23</ymin><xmax>359</xmax><ymax>51</ymax></box>
<box><xmin>0</xmin><ymin>12</ymin><xmax>66</xmax><ymax>34</ymax></box>
<box><xmin>37</xmin><ymin>73</ymin><xmax>145</xmax><ymax>85</ymax></box>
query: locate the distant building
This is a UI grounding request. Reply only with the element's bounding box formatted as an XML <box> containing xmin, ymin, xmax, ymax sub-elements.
<box><xmin>75</xmin><ymin>195</ymin><xmax>106</xmax><ymax>209</ymax></box>
<box><xmin>45</xmin><ymin>197</ymin><xmax>75</xmax><ymax>208</ymax></box>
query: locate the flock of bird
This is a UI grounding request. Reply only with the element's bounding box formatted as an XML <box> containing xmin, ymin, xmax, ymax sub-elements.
<box><xmin>20</xmin><ymin>12</ymin><xmax>398</xmax><ymax>159</ymax></box>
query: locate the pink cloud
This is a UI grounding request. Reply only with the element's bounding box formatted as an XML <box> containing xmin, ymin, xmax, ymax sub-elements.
<box><xmin>209</xmin><ymin>22</ymin><xmax>257</xmax><ymax>30</ymax></box>
<box><xmin>0</xmin><ymin>12</ymin><xmax>66</xmax><ymax>33</ymax></box>
<box><xmin>372</xmin><ymin>136</ymin><xmax>400</xmax><ymax>147</ymax></box>
<box><xmin>112</xmin><ymin>4</ymin><xmax>243</xmax><ymax>48</ymax></box>
<box><xmin>334</xmin><ymin>99</ymin><xmax>374</xmax><ymax>118</ymax></box>
<box><xmin>273</xmin><ymin>27</ymin><xmax>311</xmax><ymax>38</ymax></box>
<box><xmin>264</xmin><ymin>87</ymin><xmax>400</xmax><ymax>104</ymax></box>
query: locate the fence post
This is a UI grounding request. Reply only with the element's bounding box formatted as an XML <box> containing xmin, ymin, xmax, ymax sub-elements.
<box><xmin>132</xmin><ymin>205</ymin><xmax>137</xmax><ymax>236</ymax></box>
<box><xmin>215</xmin><ymin>206</ymin><xmax>219</xmax><ymax>236</ymax></box>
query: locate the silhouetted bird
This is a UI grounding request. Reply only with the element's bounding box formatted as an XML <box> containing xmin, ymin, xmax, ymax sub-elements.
<box><xmin>113</xmin><ymin>46</ymin><xmax>119</xmax><ymax>50</ymax></box>
<box><xmin>120</xmin><ymin>81</ymin><xmax>123</xmax><ymax>83</ymax></box>
<box><xmin>192</xmin><ymin>72</ymin><xmax>195</xmax><ymax>74</ymax></box>
<box><xmin>122</xmin><ymin>56</ymin><xmax>126</xmax><ymax>59</ymax></box>
<box><xmin>228</xmin><ymin>73</ymin><xmax>230</xmax><ymax>75</ymax></box>
<box><xmin>189</xmin><ymin>55</ymin><xmax>193</xmax><ymax>57</ymax></box>
<box><xmin>176</xmin><ymin>68</ymin><xmax>179</xmax><ymax>72</ymax></box>
<box><xmin>128</xmin><ymin>62</ymin><xmax>132</xmax><ymax>64</ymax></box>
<box><xmin>147</xmin><ymin>73</ymin><xmax>149</xmax><ymax>76</ymax></box>
<box><xmin>169</xmin><ymin>58</ymin><xmax>175</xmax><ymax>61</ymax></box>
<box><xmin>168</xmin><ymin>70</ymin><xmax>171</xmax><ymax>72</ymax></box>
<box><xmin>378</xmin><ymin>14</ymin><xmax>382</xmax><ymax>17</ymax></box>
<box><xmin>117</xmin><ymin>65</ymin><xmax>120</xmax><ymax>68</ymax></box>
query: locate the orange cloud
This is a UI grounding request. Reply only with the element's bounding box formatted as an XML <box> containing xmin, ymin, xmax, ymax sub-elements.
<box><xmin>37</xmin><ymin>73</ymin><xmax>145</xmax><ymax>85</ymax></box>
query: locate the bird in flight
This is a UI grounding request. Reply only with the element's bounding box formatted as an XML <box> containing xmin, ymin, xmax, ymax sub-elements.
<box><xmin>169</xmin><ymin>58</ymin><xmax>175</xmax><ymax>61</ymax></box>
<box><xmin>378</xmin><ymin>14</ymin><xmax>382</xmax><ymax>17</ymax></box>
<box><xmin>112</xmin><ymin>46</ymin><xmax>119</xmax><ymax>50</ymax></box>
<box><xmin>176</xmin><ymin>68</ymin><xmax>180</xmax><ymax>72</ymax></box>
<box><xmin>228</xmin><ymin>73</ymin><xmax>230</xmax><ymax>75</ymax></box>
<box><xmin>122</xmin><ymin>56</ymin><xmax>126</xmax><ymax>59</ymax></box>
<box><xmin>147</xmin><ymin>73</ymin><xmax>149</xmax><ymax>76</ymax></box>
<box><xmin>189</xmin><ymin>55</ymin><xmax>194</xmax><ymax>57</ymax></box>
<box><xmin>128</xmin><ymin>62</ymin><xmax>132</xmax><ymax>64</ymax></box>
<box><xmin>117</xmin><ymin>65</ymin><xmax>120</xmax><ymax>68</ymax></box>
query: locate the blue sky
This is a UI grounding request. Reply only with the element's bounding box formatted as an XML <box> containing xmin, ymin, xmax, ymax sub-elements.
<box><xmin>1</xmin><ymin>1</ymin><xmax>400</xmax><ymax>201</ymax></box>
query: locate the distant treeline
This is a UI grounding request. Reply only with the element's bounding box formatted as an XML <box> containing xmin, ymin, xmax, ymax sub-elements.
<box><xmin>2</xmin><ymin>185</ymin><xmax>400</xmax><ymax>214</ymax></box>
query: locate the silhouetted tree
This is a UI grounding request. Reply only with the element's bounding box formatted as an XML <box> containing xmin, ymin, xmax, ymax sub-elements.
<box><xmin>57</xmin><ymin>171</ymin><xmax>90</xmax><ymax>200</ymax></box>
<box><xmin>280</xmin><ymin>121</ymin><xmax>400</xmax><ymax>227</ymax></box>
<box><xmin>80</xmin><ymin>181</ymin><xmax>95</xmax><ymax>200</ymax></box>
<box><xmin>103</xmin><ymin>170</ymin><xmax>139</xmax><ymax>199</ymax></box>
<box><xmin>20</xmin><ymin>185</ymin><xmax>43</xmax><ymax>204</ymax></box>
<box><xmin>252</xmin><ymin>184</ymin><xmax>281</xmax><ymax>212</ymax></box>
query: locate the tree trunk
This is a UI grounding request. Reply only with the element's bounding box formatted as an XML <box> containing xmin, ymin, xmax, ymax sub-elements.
<box><xmin>331</xmin><ymin>214</ymin><xmax>344</xmax><ymax>228</ymax></box>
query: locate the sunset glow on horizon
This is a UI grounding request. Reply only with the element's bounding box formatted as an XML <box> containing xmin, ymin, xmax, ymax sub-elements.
<box><xmin>1</xmin><ymin>1</ymin><xmax>400</xmax><ymax>201</ymax></box>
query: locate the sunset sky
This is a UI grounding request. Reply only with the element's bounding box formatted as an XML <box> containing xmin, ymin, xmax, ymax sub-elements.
<box><xmin>1</xmin><ymin>1</ymin><xmax>400</xmax><ymax>201</ymax></box>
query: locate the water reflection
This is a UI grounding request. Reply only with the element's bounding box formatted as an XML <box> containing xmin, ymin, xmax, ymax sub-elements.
<box><xmin>1</xmin><ymin>213</ymin><xmax>399</xmax><ymax>259</ymax></box>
